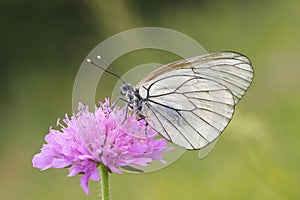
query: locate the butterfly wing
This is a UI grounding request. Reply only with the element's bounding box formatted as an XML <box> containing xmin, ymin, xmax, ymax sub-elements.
<box><xmin>137</xmin><ymin>51</ymin><xmax>254</xmax><ymax>150</ymax></box>
<box><xmin>138</xmin><ymin>75</ymin><xmax>235</xmax><ymax>150</ymax></box>
<box><xmin>137</xmin><ymin>51</ymin><xmax>254</xmax><ymax>104</ymax></box>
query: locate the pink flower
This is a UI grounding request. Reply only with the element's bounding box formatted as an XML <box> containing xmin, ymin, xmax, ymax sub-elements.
<box><xmin>32</xmin><ymin>99</ymin><xmax>171</xmax><ymax>194</ymax></box>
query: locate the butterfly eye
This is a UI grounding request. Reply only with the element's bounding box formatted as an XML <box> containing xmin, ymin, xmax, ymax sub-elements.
<box><xmin>120</xmin><ymin>85</ymin><xmax>129</xmax><ymax>95</ymax></box>
<box><xmin>120</xmin><ymin>88</ymin><xmax>126</xmax><ymax>95</ymax></box>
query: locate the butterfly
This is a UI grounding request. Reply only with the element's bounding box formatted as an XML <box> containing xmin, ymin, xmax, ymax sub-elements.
<box><xmin>88</xmin><ymin>51</ymin><xmax>254</xmax><ymax>150</ymax></box>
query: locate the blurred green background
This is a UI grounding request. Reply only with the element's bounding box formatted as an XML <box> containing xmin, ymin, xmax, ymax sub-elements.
<box><xmin>1</xmin><ymin>0</ymin><xmax>299</xmax><ymax>199</ymax></box>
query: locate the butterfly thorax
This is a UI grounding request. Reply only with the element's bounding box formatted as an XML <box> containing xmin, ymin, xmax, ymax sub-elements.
<box><xmin>120</xmin><ymin>84</ymin><xmax>143</xmax><ymax>112</ymax></box>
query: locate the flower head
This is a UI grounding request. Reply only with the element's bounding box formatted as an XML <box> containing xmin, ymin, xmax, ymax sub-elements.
<box><xmin>32</xmin><ymin>99</ymin><xmax>170</xmax><ymax>194</ymax></box>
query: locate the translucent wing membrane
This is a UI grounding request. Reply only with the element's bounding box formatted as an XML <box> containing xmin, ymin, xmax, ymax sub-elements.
<box><xmin>138</xmin><ymin>51</ymin><xmax>254</xmax><ymax>104</ymax></box>
<box><xmin>188</xmin><ymin>52</ymin><xmax>253</xmax><ymax>103</ymax></box>
<box><xmin>139</xmin><ymin>75</ymin><xmax>235</xmax><ymax>150</ymax></box>
<box><xmin>137</xmin><ymin>51</ymin><xmax>253</xmax><ymax>150</ymax></box>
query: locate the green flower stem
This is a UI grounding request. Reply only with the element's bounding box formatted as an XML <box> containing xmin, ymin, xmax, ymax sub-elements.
<box><xmin>99</xmin><ymin>164</ymin><xmax>110</xmax><ymax>200</ymax></box>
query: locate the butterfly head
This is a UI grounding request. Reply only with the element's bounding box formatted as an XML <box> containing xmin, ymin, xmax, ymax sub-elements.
<box><xmin>120</xmin><ymin>84</ymin><xmax>143</xmax><ymax>112</ymax></box>
<box><xmin>120</xmin><ymin>84</ymin><xmax>134</xmax><ymax>96</ymax></box>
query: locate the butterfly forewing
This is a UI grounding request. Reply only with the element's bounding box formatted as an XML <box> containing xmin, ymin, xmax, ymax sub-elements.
<box><xmin>137</xmin><ymin>51</ymin><xmax>253</xmax><ymax>150</ymax></box>
<box><xmin>190</xmin><ymin>52</ymin><xmax>253</xmax><ymax>103</ymax></box>
<box><xmin>138</xmin><ymin>51</ymin><xmax>254</xmax><ymax>104</ymax></box>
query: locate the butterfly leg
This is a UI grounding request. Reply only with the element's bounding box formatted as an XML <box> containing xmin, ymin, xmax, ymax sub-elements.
<box><xmin>121</xmin><ymin>103</ymin><xmax>129</xmax><ymax>125</ymax></box>
<box><xmin>111</xmin><ymin>96</ymin><xmax>131</xmax><ymax>125</ymax></box>
<box><xmin>111</xmin><ymin>96</ymin><xmax>129</xmax><ymax>111</ymax></box>
<box><xmin>138</xmin><ymin>114</ymin><xmax>148</xmax><ymax>137</ymax></box>
<box><xmin>144</xmin><ymin>120</ymin><xmax>149</xmax><ymax>137</ymax></box>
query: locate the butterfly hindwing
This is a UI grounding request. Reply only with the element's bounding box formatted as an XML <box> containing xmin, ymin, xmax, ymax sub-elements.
<box><xmin>139</xmin><ymin>75</ymin><xmax>235</xmax><ymax>150</ymax></box>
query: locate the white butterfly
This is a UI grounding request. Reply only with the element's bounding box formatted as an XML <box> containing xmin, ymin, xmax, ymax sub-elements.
<box><xmin>118</xmin><ymin>51</ymin><xmax>254</xmax><ymax>150</ymax></box>
<box><xmin>87</xmin><ymin>51</ymin><xmax>254</xmax><ymax>150</ymax></box>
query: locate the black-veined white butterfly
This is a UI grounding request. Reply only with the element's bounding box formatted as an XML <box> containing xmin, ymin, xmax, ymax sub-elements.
<box><xmin>87</xmin><ymin>51</ymin><xmax>254</xmax><ymax>150</ymax></box>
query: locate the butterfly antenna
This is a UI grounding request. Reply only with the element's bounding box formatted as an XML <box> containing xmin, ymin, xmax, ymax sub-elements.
<box><xmin>86</xmin><ymin>56</ymin><xmax>126</xmax><ymax>84</ymax></box>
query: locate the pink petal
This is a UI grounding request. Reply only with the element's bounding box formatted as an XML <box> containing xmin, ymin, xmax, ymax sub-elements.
<box><xmin>80</xmin><ymin>174</ymin><xmax>90</xmax><ymax>195</ymax></box>
<box><xmin>32</xmin><ymin>153</ymin><xmax>53</xmax><ymax>170</ymax></box>
<box><xmin>68</xmin><ymin>164</ymin><xmax>83</xmax><ymax>177</ymax></box>
<box><xmin>52</xmin><ymin>158</ymin><xmax>72</xmax><ymax>168</ymax></box>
